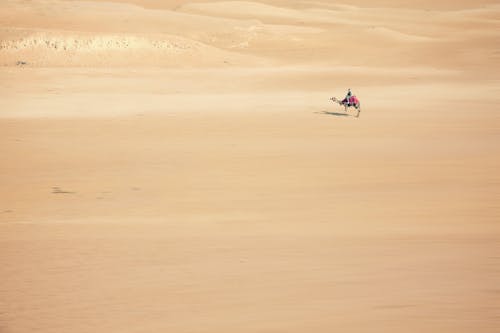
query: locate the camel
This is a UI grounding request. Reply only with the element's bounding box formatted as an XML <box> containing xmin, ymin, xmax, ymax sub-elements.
<box><xmin>330</xmin><ymin>96</ymin><xmax>361</xmax><ymax>118</ymax></box>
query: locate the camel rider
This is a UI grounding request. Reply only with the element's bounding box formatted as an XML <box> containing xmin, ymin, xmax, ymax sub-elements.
<box><xmin>344</xmin><ymin>89</ymin><xmax>352</xmax><ymax>106</ymax></box>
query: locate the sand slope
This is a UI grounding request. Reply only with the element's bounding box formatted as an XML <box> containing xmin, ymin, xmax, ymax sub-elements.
<box><xmin>1</xmin><ymin>1</ymin><xmax>499</xmax><ymax>332</ymax></box>
<box><xmin>1</xmin><ymin>0</ymin><xmax>499</xmax><ymax>69</ymax></box>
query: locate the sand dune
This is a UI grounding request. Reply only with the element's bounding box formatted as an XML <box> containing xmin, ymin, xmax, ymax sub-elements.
<box><xmin>0</xmin><ymin>28</ymin><xmax>267</xmax><ymax>67</ymax></box>
<box><xmin>2</xmin><ymin>0</ymin><xmax>499</xmax><ymax>68</ymax></box>
<box><xmin>1</xmin><ymin>0</ymin><xmax>499</xmax><ymax>332</ymax></box>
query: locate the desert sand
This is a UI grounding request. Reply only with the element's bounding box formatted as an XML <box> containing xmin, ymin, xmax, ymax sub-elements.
<box><xmin>1</xmin><ymin>0</ymin><xmax>499</xmax><ymax>332</ymax></box>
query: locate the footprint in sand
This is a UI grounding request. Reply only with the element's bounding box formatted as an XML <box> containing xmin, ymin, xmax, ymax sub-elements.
<box><xmin>52</xmin><ymin>187</ymin><xmax>75</xmax><ymax>194</ymax></box>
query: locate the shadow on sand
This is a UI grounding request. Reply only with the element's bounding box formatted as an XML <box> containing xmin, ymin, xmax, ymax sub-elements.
<box><xmin>316</xmin><ymin>110</ymin><xmax>350</xmax><ymax>117</ymax></box>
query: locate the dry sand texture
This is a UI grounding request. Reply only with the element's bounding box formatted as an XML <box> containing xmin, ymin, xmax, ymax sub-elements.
<box><xmin>1</xmin><ymin>0</ymin><xmax>500</xmax><ymax>332</ymax></box>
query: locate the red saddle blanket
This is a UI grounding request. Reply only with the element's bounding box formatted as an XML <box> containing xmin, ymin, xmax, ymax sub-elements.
<box><xmin>342</xmin><ymin>96</ymin><xmax>359</xmax><ymax>105</ymax></box>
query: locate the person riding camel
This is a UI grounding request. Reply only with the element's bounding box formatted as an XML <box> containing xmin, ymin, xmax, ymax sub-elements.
<box><xmin>344</xmin><ymin>89</ymin><xmax>353</xmax><ymax>106</ymax></box>
<box><xmin>329</xmin><ymin>89</ymin><xmax>361</xmax><ymax>117</ymax></box>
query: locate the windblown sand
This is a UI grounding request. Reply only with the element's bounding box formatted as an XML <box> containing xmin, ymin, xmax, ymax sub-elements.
<box><xmin>1</xmin><ymin>1</ymin><xmax>499</xmax><ymax>332</ymax></box>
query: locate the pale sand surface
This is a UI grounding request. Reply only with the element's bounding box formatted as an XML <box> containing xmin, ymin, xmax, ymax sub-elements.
<box><xmin>1</xmin><ymin>1</ymin><xmax>500</xmax><ymax>332</ymax></box>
